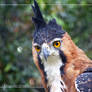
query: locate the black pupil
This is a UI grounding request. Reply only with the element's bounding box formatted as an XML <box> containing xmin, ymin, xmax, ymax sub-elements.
<box><xmin>37</xmin><ymin>46</ymin><xmax>40</xmax><ymax>49</ymax></box>
<box><xmin>56</xmin><ymin>42</ymin><xmax>59</xmax><ymax>46</ymax></box>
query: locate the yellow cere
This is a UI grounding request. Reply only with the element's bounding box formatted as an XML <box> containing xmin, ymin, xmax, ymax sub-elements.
<box><xmin>53</xmin><ymin>41</ymin><xmax>61</xmax><ymax>48</ymax></box>
<box><xmin>35</xmin><ymin>46</ymin><xmax>41</xmax><ymax>52</ymax></box>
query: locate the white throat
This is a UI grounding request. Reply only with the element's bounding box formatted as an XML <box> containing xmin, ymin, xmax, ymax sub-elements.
<box><xmin>43</xmin><ymin>55</ymin><xmax>66</xmax><ymax>92</ymax></box>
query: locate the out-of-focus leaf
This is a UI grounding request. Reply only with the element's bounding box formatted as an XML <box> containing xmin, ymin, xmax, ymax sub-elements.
<box><xmin>4</xmin><ymin>63</ymin><xmax>12</xmax><ymax>72</ymax></box>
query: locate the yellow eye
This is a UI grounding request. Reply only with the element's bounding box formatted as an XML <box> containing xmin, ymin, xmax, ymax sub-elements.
<box><xmin>35</xmin><ymin>46</ymin><xmax>41</xmax><ymax>52</ymax></box>
<box><xmin>53</xmin><ymin>41</ymin><xmax>61</xmax><ymax>48</ymax></box>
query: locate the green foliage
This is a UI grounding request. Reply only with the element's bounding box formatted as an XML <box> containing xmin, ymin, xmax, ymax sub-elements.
<box><xmin>0</xmin><ymin>0</ymin><xmax>92</xmax><ymax>92</ymax></box>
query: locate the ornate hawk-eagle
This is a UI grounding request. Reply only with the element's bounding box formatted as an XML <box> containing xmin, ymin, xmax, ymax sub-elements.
<box><xmin>32</xmin><ymin>0</ymin><xmax>92</xmax><ymax>92</ymax></box>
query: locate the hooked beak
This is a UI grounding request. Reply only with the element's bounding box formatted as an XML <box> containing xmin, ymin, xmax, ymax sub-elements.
<box><xmin>42</xmin><ymin>47</ymin><xmax>50</xmax><ymax>61</ymax></box>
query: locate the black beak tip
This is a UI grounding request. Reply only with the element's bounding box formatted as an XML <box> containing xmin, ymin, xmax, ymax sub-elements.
<box><xmin>43</xmin><ymin>50</ymin><xmax>50</xmax><ymax>61</ymax></box>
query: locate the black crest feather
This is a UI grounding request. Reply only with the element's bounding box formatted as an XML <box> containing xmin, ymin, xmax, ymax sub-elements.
<box><xmin>32</xmin><ymin>0</ymin><xmax>46</xmax><ymax>29</ymax></box>
<box><xmin>32</xmin><ymin>0</ymin><xmax>65</xmax><ymax>45</ymax></box>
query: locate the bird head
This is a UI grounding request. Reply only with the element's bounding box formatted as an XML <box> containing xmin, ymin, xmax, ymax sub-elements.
<box><xmin>32</xmin><ymin>0</ymin><xmax>67</xmax><ymax>63</ymax></box>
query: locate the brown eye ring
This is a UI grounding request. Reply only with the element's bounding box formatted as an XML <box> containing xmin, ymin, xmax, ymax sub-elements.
<box><xmin>53</xmin><ymin>41</ymin><xmax>61</xmax><ymax>48</ymax></box>
<box><xmin>35</xmin><ymin>46</ymin><xmax>41</xmax><ymax>52</ymax></box>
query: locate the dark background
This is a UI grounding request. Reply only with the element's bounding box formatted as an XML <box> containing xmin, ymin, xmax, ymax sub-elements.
<box><xmin>0</xmin><ymin>0</ymin><xmax>92</xmax><ymax>92</ymax></box>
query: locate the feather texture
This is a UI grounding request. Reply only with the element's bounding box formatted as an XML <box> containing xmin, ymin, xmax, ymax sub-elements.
<box><xmin>75</xmin><ymin>72</ymin><xmax>92</xmax><ymax>92</ymax></box>
<box><xmin>32</xmin><ymin>0</ymin><xmax>46</xmax><ymax>29</ymax></box>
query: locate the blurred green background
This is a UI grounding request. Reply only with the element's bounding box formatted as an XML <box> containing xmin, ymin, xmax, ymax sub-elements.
<box><xmin>0</xmin><ymin>0</ymin><xmax>92</xmax><ymax>92</ymax></box>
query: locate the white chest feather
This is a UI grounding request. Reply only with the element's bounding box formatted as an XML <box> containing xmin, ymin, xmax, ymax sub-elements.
<box><xmin>43</xmin><ymin>55</ymin><xmax>66</xmax><ymax>92</ymax></box>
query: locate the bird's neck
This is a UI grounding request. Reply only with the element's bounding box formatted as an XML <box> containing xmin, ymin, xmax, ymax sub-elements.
<box><xmin>43</xmin><ymin>55</ymin><xmax>67</xmax><ymax>92</ymax></box>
